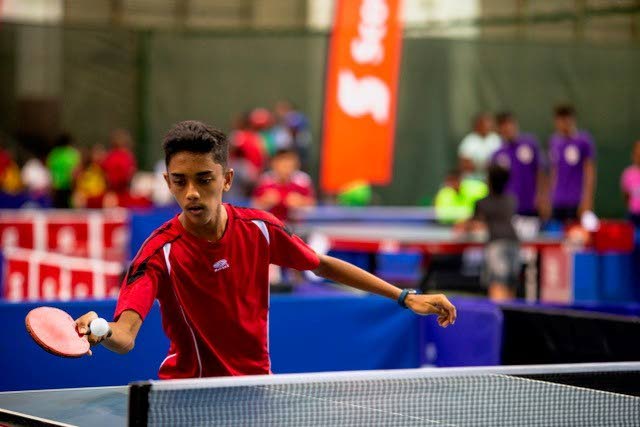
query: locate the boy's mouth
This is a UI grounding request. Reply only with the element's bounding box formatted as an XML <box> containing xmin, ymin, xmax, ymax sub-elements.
<box><xmin>187</xmin><ymin>205</ymin><xmax>205</xmax><ymax>215</ymax></box>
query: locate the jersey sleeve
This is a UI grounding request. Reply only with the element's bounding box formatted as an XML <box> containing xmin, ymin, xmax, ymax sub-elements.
<box><xmin>294</xmin><ymin>173</ymin><xmax>316</xmax><ymax>199</ymax></box>
<box><xmin>532</xmin><ymin>140</ymin><xmax>548</xmax><ymax>171</ymax></box>
<box><xmin>114</xmin><ymin>250</ymin><xmax>167</xmax><ymax>322</ymax></box>
<box><xmin>268</xmin><ymin>223</ymin><xmax>320</xmax><ymax>271</ymax></box>
<box><xmin>583</xmin><ymin>133</ymin><xmax>596</xmax><ymax>160</ymax></box>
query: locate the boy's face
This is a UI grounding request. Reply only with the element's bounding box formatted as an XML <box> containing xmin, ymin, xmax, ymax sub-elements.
<box><xmin>498</xmin><ymin>119</ymin><xmax>518</xmax><ymax>141</ymax></box>
<box><xmin>554</xmin><ymin>115</ymin><xmax>575</xmax><ymax>136</ymax></box>
<box><xmin>475</xmin><ymin>116</ymin><xmax>494</xmax><ymax>136</ymax></box>
<box><xmin>272</xmin><ymin>153</ymin><xmax>299</xmax><ymax>182</ymax></box>
<box><xmin>446</xmin><ymin>175</ymin><xmax>460</xmax><ymax>192</ymax></box>
<box><xmin>164</xmin><ymin>151</ymin><xmax>233</xmax><ymax>228</ymax></box>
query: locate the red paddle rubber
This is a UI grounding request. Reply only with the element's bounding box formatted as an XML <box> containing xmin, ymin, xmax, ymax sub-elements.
<box><xmin>26</xmin><ymin>307</ymin><xmax>90</xmax><ymax>358</ymax></box>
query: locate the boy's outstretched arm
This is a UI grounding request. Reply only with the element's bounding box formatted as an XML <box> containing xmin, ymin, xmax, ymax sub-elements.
<box><xmin>313</xmin><ymin>254</ymin><xmax>457</xmax><ymax>327</ymax></box>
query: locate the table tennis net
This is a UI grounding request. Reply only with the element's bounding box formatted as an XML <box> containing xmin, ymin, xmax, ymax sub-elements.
<box><xmin>129</xmin><ymin>363</ymin><xmax>640</xmax><ymax>426</ymax></box>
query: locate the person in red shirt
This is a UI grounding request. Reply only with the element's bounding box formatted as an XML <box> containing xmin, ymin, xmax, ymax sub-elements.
<box><xmin>252</xmin><ymin>149</ymin><xmax>315</xmax><ymax>221</ymax></box>
<box><xmin>0</xmin><ymin>136</ymin><xmax>12</xmax><ymax>180</ymax></box>
<box><xmin>229</xmin><ymin>112</ymin><xmax>267</xmax><ymax>173</ymax></box>
<box><xmin>102</xmin><ymin>129</ymin><xmax>137</xmax><ymax>193</ymax></box>
<box><xmin>75</xmin><ymin>120</ymin><xmax>456</xmax><ymax>379</ymax></box>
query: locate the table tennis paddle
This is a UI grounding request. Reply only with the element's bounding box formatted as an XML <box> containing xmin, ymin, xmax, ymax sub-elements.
<box><xmin>25</xmin><ymin>307</ymin><xmax>108</xmax><ymax>358</ymax></box>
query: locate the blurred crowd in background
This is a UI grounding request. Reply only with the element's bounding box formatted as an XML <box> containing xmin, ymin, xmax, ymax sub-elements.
<box><xmin>2</xmin><ymin>100</ymin><xmax>640</xmax><ymax>233</ymax></box>
<box><xmin>0</xmin><ymin>99</ymin><xmax>318</xmax><ymax>221</ymax></box>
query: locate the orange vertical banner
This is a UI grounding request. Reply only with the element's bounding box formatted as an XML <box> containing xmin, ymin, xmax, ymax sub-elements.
<box><xmin>321</xmin><ymin>0</ymin><xmax>404</xmax><ymax>192</ymax></box>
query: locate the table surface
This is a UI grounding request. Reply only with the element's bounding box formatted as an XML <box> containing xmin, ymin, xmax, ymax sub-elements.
<box><xmin>1</xmin><ymin>372</ymin><xmax>638</xmax><ymax>427</ymax></box>
<box><xmin>0</xmin><ymin>386</ymin><xmax>127</xmax><ymax>426</ymax></box>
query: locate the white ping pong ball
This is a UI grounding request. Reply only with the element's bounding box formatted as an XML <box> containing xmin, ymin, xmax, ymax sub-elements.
<box><xmin>90</xmin><ymin>318</ymin><xmax>110</xmax><ymax>337</ymax></box>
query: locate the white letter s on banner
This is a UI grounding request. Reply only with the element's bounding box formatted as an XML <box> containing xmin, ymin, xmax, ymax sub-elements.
<box><xmin>337</xmin><ymin>70</ymin><xmax>390</xmax><ymax>124</ymax></box>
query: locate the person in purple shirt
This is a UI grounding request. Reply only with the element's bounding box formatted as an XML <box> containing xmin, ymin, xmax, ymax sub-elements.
<box><xmin>548</xmin><ymin>104</ymin><xmax>596</xmax><ymax>222</ymax></box>
<box><xmin>491</xmin><ymin>112</ymin><xmax>546</xmax><ymax>217</ymax></box>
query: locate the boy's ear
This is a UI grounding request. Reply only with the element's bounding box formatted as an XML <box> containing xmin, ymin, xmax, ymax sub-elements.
<box><xmin>223</xmin><ymin>168</ymin><xmax>234</xmax><ymax>192</ymax></box>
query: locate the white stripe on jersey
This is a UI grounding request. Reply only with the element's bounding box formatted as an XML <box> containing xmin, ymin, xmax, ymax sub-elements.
<box><xmin>251</xmin><ymin>220</ymin><xmax>270</xmax><ymax>245</ymax></box>
<box><xmin>162</xmin><ymin>242</ymin><xmax>203</xmax><ymax>378</ymax></box>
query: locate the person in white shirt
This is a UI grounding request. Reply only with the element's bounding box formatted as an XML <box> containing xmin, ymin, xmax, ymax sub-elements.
<box><xmin>458</xmin><ymin>113</ymin><xmax>501</xmax><ymax>180</ymax></box>
<box><xmin>21</xmin><ymin>156</ymin><xmax>51</xmax><ymax>197</ymax></box>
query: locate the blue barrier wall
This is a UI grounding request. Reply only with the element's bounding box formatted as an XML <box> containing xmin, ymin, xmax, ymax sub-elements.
<box><xmin>2</xmin><ymin>295</ymin><xmax>420</xmax><ymax>391</ymax></box>
<box><xmin>421</xmin><ymin>297</ymin><xmax>503</xmax><ymax>367</ymax></box>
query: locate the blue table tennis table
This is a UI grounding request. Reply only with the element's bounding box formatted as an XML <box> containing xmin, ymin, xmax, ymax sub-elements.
<box><xmin>1</xmin><ymin>363</ymin><xmax>639</xmax><ymax>426</ymax></box>
<box><xmin>0</xmin><ymin>386</ymin><xmax>127</xmax><ymax>426</ymax></box>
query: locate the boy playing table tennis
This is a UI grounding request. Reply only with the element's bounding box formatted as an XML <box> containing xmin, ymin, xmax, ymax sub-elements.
<box><xmin>75</xmin><ymin>120</ymin><xmax>456</xmax><ymax>379</ymax></box>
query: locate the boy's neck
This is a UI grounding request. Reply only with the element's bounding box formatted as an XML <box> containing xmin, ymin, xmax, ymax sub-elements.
<box><xmin>180</xmin><ymin>204</ymin><xmax>228</xmax><ymax>242</ymax></box>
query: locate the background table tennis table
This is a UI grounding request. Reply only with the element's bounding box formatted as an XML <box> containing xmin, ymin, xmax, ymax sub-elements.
<box><xmin>294</xmin><ymin>221</ymin><xmax>563</xmax><ymax>301</ymax></box>
<box><xmin>294</xmin><ymin>223</ymin><xmax>561</xmax><ymax>254</ymax></box>
<box><xmin>289</xmin><ymin>206</ymin><xmax>438</xmax><ymax>224</ymax></box>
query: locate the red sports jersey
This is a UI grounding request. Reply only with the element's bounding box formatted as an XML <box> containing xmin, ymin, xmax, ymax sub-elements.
<box><xmin>114</xmin><ymin>204</ymin><xmax>319</xmax><ymax>379</ymax></box>
<box><xmin>102</xmin><ymin>148</ymin><xmax>137</xmax><ymax>193</ymax></box>
<box><xmin>253</xmin><ymin>171</ymin><xmax>315</xmax><ymax>221</ymax></box>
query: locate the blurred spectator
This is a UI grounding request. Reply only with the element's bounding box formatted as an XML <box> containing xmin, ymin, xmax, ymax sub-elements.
<box><xmin>72</xmin><ymin>145</ymin><xmax>107</xmax><ymax>208</ymax></box>
<box><xmin>127</xmin><ymin>172</ymin><xmax>155</xmax><ymax>208</ymax></box>
<box><xmin>1</xmin><ymin>162</ymin><xmax>21</xmax><ymax>194</ymax></box>
<box><xmin>47</xmin><ymin>133</ymin><xmax>80</xmax><ymax>208</ymax></box>
<box><xmin>252</xmin><ymin>149</ymin><xmax>315</xmax><ymax>221</ymax></box>
<box><xmin>250</xmin><ymin>108</ymin><xmax>277</xmax><ymax>156</ymax></box>
<box><xmin>21</xmin><ymin>154</ymin><xmax>51</xmax><ymax>198</ymax></box>
<box><xmin>225</xmin><ymin>144</ymin><xmax>259</xmax><ymax>203</ymax></box>
<box><xmin>434</xmin><ymin>168</ymin><xmax>488</xmax><ymax>224</ymax></box>
<box><xmin>0</xmin><ymin>136</ymin><xmax>12</xmax><ymax>182</ymax></box>
<box><xmin>0</xmin><ymin>135</ymin><xmax>21</xmax><ymax>194</ymax></box>
<box><xmin>548</xmin><ymin>104</ymin><xmax>596</xmax><ymax>222</ymax></box>
<box><xmin>102</xmin><ymin>129</ymin><xmax>137</xmax><ymax>194</ymax></box>
<box><xmin>460</xmin><ymin>165</ymin><xmax>520</xmax><ymax>301</ymax></box>
<box><xmin>152</xmin><ymin>160</ymin><xmax>176</xmax><ymax>207</ymax></box>
<box><xmin>491</xmin><ymin>112</ymin><xmax>547</xmax><ymax>218</ymax></box>
<box><xmin>435</xmin><ymin>169</ymin><xmax>470</xmax><ymax>224</ymax></box>
<box><xmin>230</xmin><ymin>112</ymin><xmax>267</xmax><ymax>172</ymax></box>
<box><xmin>274</xmin><ymin>100</ymin><xmax>312</xmax><ymax>170</ymax></box>
<box><xmin>337</xmin><ymin>180</ymin><xmax>372</xmax><ymax>206</ymax></box>
<box><xmin>458</xmin><ymin>113</ymin><xmax>501</xmax><ymax>180</ymax></box>
<box><xmin>103</xmin><ymin>190</ymin><xmax>153</xmax><ymax>209</ymax></box>
<box><xmin>620</xmin><ymin>140</ymin><xmax>640</xmax><ymax>227</ymax></box>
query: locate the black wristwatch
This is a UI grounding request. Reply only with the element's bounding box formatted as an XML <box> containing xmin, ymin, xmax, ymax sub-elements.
<box><xmin>397</xmin><ymin>289</ymin><xmax>419</xmax><ymax>308</ymax></box>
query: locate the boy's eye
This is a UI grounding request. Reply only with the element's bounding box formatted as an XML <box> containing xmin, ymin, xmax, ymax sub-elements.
<box><xmin>173</xmin><ymin>180</ymin><xmax>185</xmax><ymax>186</ymax></box>
<box><xmin>200</xmin><ymin>178</ymin><xmax>213</xmax><ymax>184</ymax></box>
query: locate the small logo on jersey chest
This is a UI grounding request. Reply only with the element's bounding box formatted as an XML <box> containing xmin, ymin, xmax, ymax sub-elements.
<box><xmin>213</xmin><ymin>259</ymin><xmax>230</xmax><ymax>272</ymax></box>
